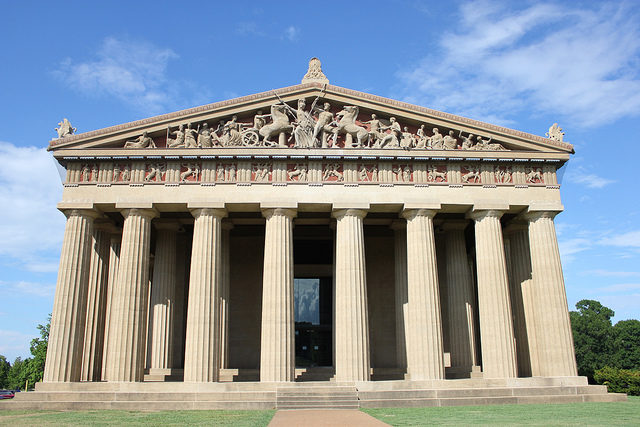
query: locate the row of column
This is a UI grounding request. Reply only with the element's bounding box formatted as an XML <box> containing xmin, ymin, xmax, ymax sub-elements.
<box><xmin>43</xmin><ymin>206</ymin><xmax>577</xmax><ymax>383</ymax></box>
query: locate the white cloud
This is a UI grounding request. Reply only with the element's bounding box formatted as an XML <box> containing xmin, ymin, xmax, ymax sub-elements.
<box><xmin>0</xmin><ymin>280</ymin><xmax>55</xmax><ymax>298</ymax></box>
<box><xmin>54</xmin><ymin>37</ymin><xmax>206</xmax><ymax>115</ymax></box>
<box><xmin>398</xmin><ymin>1</ymin><xmax>640</xmax><ymax>127</ymax></box>
<box><xmin>583</xmin><ymin>270</ymin><xmax>640</xmax><ymax>278</ymax></box>
<box><xmin>599</xmin><ymin>230</ymin><xmax>640</xmax><ymax>248</ymax></box>
<box><xmin>284</xmin><ymin>26</ymin><xmax>299</xmax><ymax>41</ymax></box>
<box><xmin>0</xmin><ymin>142</ymin><xmax>65</xmax><ymax>272</ymax></box>
<box><xmin>596</xmin><ymin>283</ymin><xmax>640</xmax><ymax>293</ymax></box>
<box><xmin>558</xmin><ymin>237</ymin><xmax>591</xmax><ymax>263</ymax></box>
<box><xmin>565</xmin><ymin>166</ymin><xmax>615</xmax><ymax>188</ymax></box>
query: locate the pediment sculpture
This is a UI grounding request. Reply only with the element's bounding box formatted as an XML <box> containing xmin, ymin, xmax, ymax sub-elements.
<box><xmin>122</xmin><ymin>100</ymin><xmax>509</xmax><ymax>152</ymax></box>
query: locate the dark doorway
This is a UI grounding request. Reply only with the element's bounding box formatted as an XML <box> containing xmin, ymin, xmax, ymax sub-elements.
<box><xmin>294</xmin><ymin>277</ymin><xmax>332</xmax><ymax>367</ymax></box>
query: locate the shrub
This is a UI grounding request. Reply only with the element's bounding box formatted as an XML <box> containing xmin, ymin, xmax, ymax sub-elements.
<box><xmin>594</xmin><ymin>366</ymin><xmax>640</xmax><ymax>396</ymax></box>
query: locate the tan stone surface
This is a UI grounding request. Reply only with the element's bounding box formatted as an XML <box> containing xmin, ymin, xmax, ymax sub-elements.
<box><xmin>391</xmin><ymin>221</ymin><xmax>408</xmax><ymax>371</ymax></box>
<box><xmin>44</xmin><ymin>209</ymin><xmax>98</xmax><ymax>382</ymax></box>
<box><xmin>469</xmin><ymin>209</ymin><xmax>517</xmax><ymax>379</ymax></box>
<box><xmin>101</xmin><ymin>236</ymin><xmax>121</xmax><ymax>380</ymax></box>
<box><xmin>104</xmin><ymin>208</ymin><xmax>156</xmax><ymax>382</ymax></box>
<box><xmin>260</xmin><ymin>208</ymin><xmax>296</xmax><ymax>382</ymax></box>
<box><xmin>401</xmin><ymin>209</ymin><xmax>444</xmax><ymax>380</ymax></box>
<box><xmin>183</xmin><ymin>208</ymin><xmax>226</xmax><ymax>382</ymax></box>
<box><xmin>333</xmin><ymin>209</ymin><xmax>370</xmax><ymax>382</ymax></box>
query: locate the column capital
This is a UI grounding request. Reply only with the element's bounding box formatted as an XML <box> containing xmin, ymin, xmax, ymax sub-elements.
<box><xmin>466</xmin><ymin>209</ymin><xmax>505</xmax><ymax>221</ymax></box>
<box><xmin>261</xmin><ymin>208</ymin><xmax>297</xmax><ymax>220</ymax></box>
<box><xmin>189</xmin><ymin>208</ymin><xmax>227</xmax><ymax>220</ymax></box>
<box><xmin>523</xmin><ymin>210</ymin><xmax>560</xmax><ymax>221</ymax></box>
<box><xmin>121</xmin><ymin>208</ymin><xmax>158</xmax><ymax>220</ymax></box>
<box><xmin>441</xmin><ymin>219</ymin><xmax>470</xmax><ymax>232</ymax></box>
<box><xmin>61</xmin><ymin>208</ymin><xmax>102</xmax><ymax>220</ymax></box>
<box><xmin>389</xmin><ymin>219</ymin><xmax>406</xmax><ymax>231</ymax></box>
<box><xmin>332</xmin><ymin>208</ymin><xmax>367</xmax><ymax>220</ymax></box>
<box><xmin>401</xmin><ymin>208</ymin><xmax>437</xmax><ymax>220</ymax></box>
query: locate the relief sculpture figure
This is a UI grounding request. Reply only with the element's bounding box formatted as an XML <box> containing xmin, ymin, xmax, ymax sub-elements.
<box><xmin>291</xmin><ymin>99</ymin><xmax>315</xmax><ymax>148</ymax></box>
<box><xmin>362</xmin><ymin>114</ymin><xmax>384</xmax><ymax>148</ymax></box>
<box><xmin>323</xmin><ymin>163</ymin><xmax>343</xmax><ymax>181</ymax></box>
<box><xmin>55</xmin><ymin>118</ymin><xmax>76</xmax><ymax>139</ymax></box>
<box><xmin>288</xmin><ymin>164</ymin><xmax>308</xmax><ymax>181</ymax></box>
<box><xmin>167</xmin><ymin>124</ymin><xmax>185</xmax><ymax>148</ymax></box>
<box><xmin>124</xmin><ymin>131</ymin><xmax>156</xmax><ymax>149</ymax></box>
<box><xmin>145</xmin><ymin>163</ymin><xmax>165</xmax><ymax>182</ymax></box>
<box><xmin>443</xmin><ymin>130</ymin><xmax>458</xmax><ymax>150</ymax></box>
<box><xmin>331</xmin><ymin>105</ymin><xmax>368</xmax><ymax>148</ymax></box>
<box><xmin>476</xmin><ymin>135</ymin><xmax>506</xmax><ymax>151</ymax></box>
<box><xmin>546</xmin><ymin>123</ymin><xmax>564</xmax><ymax>142</ymax></box>
<box><xmin>415</xmin><ymin>125</ymin><xmax>428</xmax><ymax>149</ymax></box>
<box><xmin>312</xmin><ymin>102</ymin><xmax>335</xmax><ymax>148</ymax></box>
<box><xmin>259</xmin><ymin>103</ymin><xmax>293</xmax><ymax>147</ymax></box>
<box><xmin>180</xmin><ymin>163</ymin><xmax>200</xmax><ymax>181</ymax></box>
<box><xmin>526</xmin><ymin>168</ymin><xmax>542</xmax><ymax>183</ymax></box>
<box><xmin>461</xmin><ymin>165</ymin><xmax>481</xmax><ymax>183</ymax></box>
<box><xmin>184</xmin><ymin>124</ymin><xmax>198</xmax><ymax>148</ymax></box>
<box><xmin>198</xmin><ymin>123</ymin><xmax>213</xmax><ymax>148</ymax></box>
<box><xmin>430</xmin><ymin>128</ymin><xmax>444</xmax><ymax>150</ymax></box>
<box><xmin>378</xmin><ymin>117</ymin><xmax>401</xmax><ymax>149</ymax></box>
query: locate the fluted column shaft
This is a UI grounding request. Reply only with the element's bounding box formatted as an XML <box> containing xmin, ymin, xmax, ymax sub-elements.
<box><xmin>148</xmin><ymin>223</ymin><xmax>179</xmax><ymax>372</ymax></box>
<box><xmin>333</xmin><ymin>209</ymin><xmax>370</xmax><ymax>382</ymax></box>
<box><xmin>81</xmin><ymin>227</ymin><xmax>111</xmax><ymax>381</ymax></box>
<box><xmin>391</xmin><ymin>221</ymin><xmax>408</xmax><ymax>371</ymax></box>
<box><xmin>469</xmin><ymin>210</ymin><xmax>517</xmax><ymax>378</ymax></box>
<box><xmin>401</xmin><ymin>209</ymin><xmax>444</xmax><ymax>380</ymax></box>
<box><xmin>260</xmin><ymin>209</ymin><xmax>296</xmax><ymax>382</ymax></box>
<box><xmin>444</xmin><ymin>221</ymin><xmax>477</xmax><ymax>374</ymax></box>
<box><xmin>44</xmin><ymin>209</ymin><xmax>98</xmax><ymax>382</ymax></box>
<box><xmin>183</xmin><ymin>208</ymin><xmax>226</xmax><ymax>382</ymax></box>
<box><xmin>219</xmin><ymin>222</ymin><xmax>233</xmax><ymax>370</ymax></box>
<box><xmin>105</xmin><ymin>208</ymin><xmax>156</xmax><ymax>382</ymax></box>
<box><xmin>504</xmin><ymin>223</ymin><xmax>537</xmax><ymax>377</ymax></box>
<box><xmin>526</xmin><ymin>211</ymin><xmax>577</xmax><ymax>376</ymax></box>
<box><xmin>101</xmin><ymin>236</ymin><xmax>121</xmax><ymax>380</ymax></box>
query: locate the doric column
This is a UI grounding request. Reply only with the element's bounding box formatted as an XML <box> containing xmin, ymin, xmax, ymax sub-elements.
<box><xmin>401</xmin><ymin>209</ymin><xmax>444</xmax><ymax>380</ymax></box>
<box><xmin>333</xmin><ymin>208</ymin><xmax>370</xmax><ymax>381</ymax></box>
<box><xmin>81</xmin><ymin>223</ymin><xmax>115</xmax><ymax>382</ymax></box>
<box><xmin>104</xmin><ymin>208</ymin><xmax>157</xmax><ymax>382</ymax></box>
<box><xmin>148</xmin><ymin>221</ymin><xmax>180</xmax><ymax>375</ymax></box>
<box><xmin>504</xmin><ymin>222</ymin><xmax>537</xmax><ymax>377</ymax></box>
<box><xmin>390</xmin><ymin>220</ymin><xmax>408</xmax><ymax>371</ymax></box>
<box><xmin>468</xmin><ymin>209</ymin><xmax>517</xmax><ymax>378</ymax></box>
<box><xmin>525</xmin><ymin>210</ymin><xmax>577</xmax><ymax>376</ymax></box>
<box><xmin>183</xmin><ymin>208</ymin><xmax>226</xmax><ymax>382</ymax></box>
<box><xmin>443</xmin><ymin>220</ymin><xmax>477</xmax><ymax>376</ymax></box>
<box><xmin>219</xmin><ymin>221</ymin><xmax>233</xmax><ymax>370</ymax></box>
<box><xmin>44</xmin><ymin>209</ymin><xmax>99</xmax><ymax>382</ymax></box>
<box><xmin>260</xmin><ymin>208</ymin><xmax>296</xmax><ymax>382</ymax></box>
<box><xmin>101</xmin><ymin>235</ymin><xmax>121</xmax><ymax>380</ymax></box>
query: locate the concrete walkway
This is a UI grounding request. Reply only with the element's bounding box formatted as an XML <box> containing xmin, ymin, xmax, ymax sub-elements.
<box><xmin>268</xmin><ymin>409</ymin><xmax>390</xmax><ymax>427</ymax></box>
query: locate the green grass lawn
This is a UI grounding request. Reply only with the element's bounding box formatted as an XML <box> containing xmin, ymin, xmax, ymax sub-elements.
<box><xmin>0</xmin><ymin>409</ymin><xmax>276</xmax><ymax>426</ymax></box>
<box><xmin>1</xmin><ymin>398</ymin><xmax>638</xmax><ymax>426</ymax></box>
<box><xmin>363</xmin><ymin>396</ymin><xmax>640</xmax><ymax>426</ymax></box>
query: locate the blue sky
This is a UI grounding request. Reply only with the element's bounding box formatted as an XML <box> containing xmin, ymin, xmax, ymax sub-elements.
<box><xmin>1</xmin><ymin>0</ymin><xmax>639</xmax><ymax>361</ymax></box>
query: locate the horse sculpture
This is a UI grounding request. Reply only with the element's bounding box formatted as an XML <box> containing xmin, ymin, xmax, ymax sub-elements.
<box><xmin>259</xmin><ymin>103</ymin><xmax>293</xmax><ymax>147</ymax></box>
<box><xmin>331</xmin><ymin>105</ymin><xmax>369</xmax><ymax>148</ymax></box>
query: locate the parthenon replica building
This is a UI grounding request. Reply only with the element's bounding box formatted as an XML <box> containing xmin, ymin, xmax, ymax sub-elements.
<box><xmin>12</xmin><ymin>59</ymin><xmax>625</xmax><ymax>409</ymax></box>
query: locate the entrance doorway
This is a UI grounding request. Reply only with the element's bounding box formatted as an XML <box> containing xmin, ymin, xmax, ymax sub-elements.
<box><xmin>294</xmin><ymin>277</ymin><xmax>332</xmax><ymax>367</ymax></box>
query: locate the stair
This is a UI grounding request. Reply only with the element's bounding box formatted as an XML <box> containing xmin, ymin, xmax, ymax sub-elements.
<box><xmin>276</xmin><ymin>385</ymin><xmax>359</xmax><ymax>409</ymax></box>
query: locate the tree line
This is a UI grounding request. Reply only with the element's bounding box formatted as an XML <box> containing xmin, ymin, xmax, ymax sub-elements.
<box><xmin>0</xmin><ymin>317</ymin><xmax>48</xmax><ymax>390</ymax></box>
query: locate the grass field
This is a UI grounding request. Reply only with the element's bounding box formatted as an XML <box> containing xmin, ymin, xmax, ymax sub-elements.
<box><xmin>363</xmin><ymin>396</ymin><xmax>640</xmax><ymax>426</ymax></box>
<box><xmin>0</xmin><ymin>397</ymin><xmax>638</xmax><ymax>426</ymax></box>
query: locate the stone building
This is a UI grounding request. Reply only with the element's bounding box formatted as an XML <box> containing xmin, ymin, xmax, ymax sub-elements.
<box><xmin>10</xmin><ymin>59</ymin><xmax>624</xmax><ymax>409</ymax></box>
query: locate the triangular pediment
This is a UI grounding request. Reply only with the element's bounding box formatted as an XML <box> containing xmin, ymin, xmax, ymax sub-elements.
<box><xmin>48</xmin><ymin>83</ymin><xmax>573</xmax><ymax>159</ymax></box>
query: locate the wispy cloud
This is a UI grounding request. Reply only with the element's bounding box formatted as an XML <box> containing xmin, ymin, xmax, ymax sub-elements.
<box><xmin>283</xmin><ymin>26</ymin><xmax>300</xmax><ymax>41</ymax></box>
<box><xmin>583</xmin><ymin>269</ymin><xmax>640</xmax><ymax>278</ymax></box>
<box><xmin>0</xmin><ymin>280</ymin><xmax>55</xmax><ymax>297</ymax></box>
<box><xmin>0</xmin><ymin>329</ymin><xmax>34</xmax><ymax>360</ymax></box>
<box><xmin>398</xmin><ymin>1</ymin><xmax>640</xmax><ymax>127</ymax></box>
<box><xmin>0</xmin><ymin>141</ymin><xmax>65</xmax><ymax>272</ymax></box>
<box><xmin>599</xmin><ymin>230</ymin><xmax>640</xmax><ymax>248</ymax></box>
<box><xmin>558</xmin><ymin>237</ymin><xmax>592</xmax><ymax>263</ymax></box>
<box><xmin>596</xmin><ymin>283</ymin><xmax>640</xmax><ymax>293</ymax></box>
<box><xmin>565</xmin><ymin>166</ymin><xmax>616</xmax><ymax>188</ymax></box>
<box><xmin>54</xmin><ymin>37</ymin><xmax>207</xmax><ymax>115</ymax></box>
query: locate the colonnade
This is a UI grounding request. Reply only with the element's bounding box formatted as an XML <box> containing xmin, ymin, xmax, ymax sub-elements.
<box><xmin>43</xmin><ymin>205</ymin><xmax>577</xmax><ymax>383</ymax></box>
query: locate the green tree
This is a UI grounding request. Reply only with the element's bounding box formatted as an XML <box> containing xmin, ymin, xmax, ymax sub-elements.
<box><xmin>0</xmin><ymin>355</ymin><xmax>10</xmax><ymax>388</ymax></box>
<box><xmin>6</xmin><ymin>357</ymin><xmax>27</xmax><ymax>390</ymax></box>
<box><xmin>570</xmin><ymin>299</ymin><xmax>615</xmax><ymax>381</ymax></box>
<box><xmin>612</xmin><ymin>319</ymin><xmax>640</xmax><ymax>370</ymax></box>
<box><xmin>25</xmin><ymin>316</ymin><xmax>50</xmax><ymax>386</ymax></box>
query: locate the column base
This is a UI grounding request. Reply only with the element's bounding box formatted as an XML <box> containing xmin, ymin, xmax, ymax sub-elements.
<box><xmin>144</xmin><ymin>368</ymin><xmax>184</xmax><ymax>382</ymax></box>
